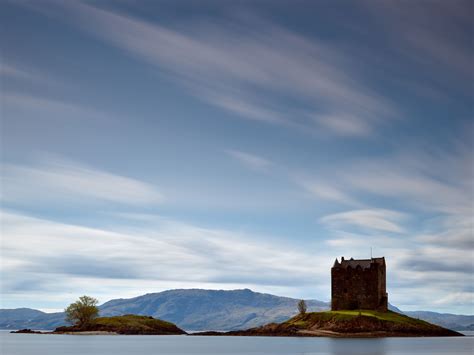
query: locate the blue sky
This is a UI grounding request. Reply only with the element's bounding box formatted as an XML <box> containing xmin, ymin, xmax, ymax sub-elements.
<box><xmin>1</xmin><ymin>0</ymin><xmax>473</xmax><ymax>314</ymax></box>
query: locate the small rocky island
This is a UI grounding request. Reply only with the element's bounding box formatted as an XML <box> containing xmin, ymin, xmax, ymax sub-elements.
<box><xmin>196</xmin><ymin>310</ymin><xmax>462</xmax><ymax>337</ymax></box>
<box><xmin>54</xmin><ymin>315</ymin><xmax>186</xmax><ymax>335</ymax></box>
<box><xmin>12</xmin><ymin>315</ymin><xmax>186</xmax><ymax>335</ymax></box>
<box><xmin>11</xmin><ymin>296</ymin><xmax>186</xmax><ymax>335</ymax></box>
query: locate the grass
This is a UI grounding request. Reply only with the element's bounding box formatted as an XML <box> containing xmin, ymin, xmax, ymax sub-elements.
<box><xmin>95</xmin><ymin>314</ymin><xmax>178</xmax><ymax>330</ymax></box>
<box><xmin>285</xmin><ymin>310</ymin><xmax>434</xmax><ymax>329</ymax></box>
<box><xmin>326</xmin><ymin>310</ymin><xmax>432</xmax><ymax>326</ymax></box>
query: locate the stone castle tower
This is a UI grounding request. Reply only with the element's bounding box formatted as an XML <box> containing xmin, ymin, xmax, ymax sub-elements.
<box><xmin>331</xmin><ymin>256</ymin><xmax>388</xmax><ymax>311</ymax></box>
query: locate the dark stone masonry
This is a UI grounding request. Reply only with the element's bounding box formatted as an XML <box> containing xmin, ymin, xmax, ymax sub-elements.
<box><xmin>331</xmin><ymin>257</ymin><xmax>388</xmax><ymax>311</ymax></box>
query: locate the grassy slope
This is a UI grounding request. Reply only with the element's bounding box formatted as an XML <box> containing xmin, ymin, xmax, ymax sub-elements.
<box><xmin>288</xmin><ymin>310</ymin><xmax>431</xmax><ymax>327</ymax></box>
<box><xmin>55</xmin><ymin>315</ymin><xmax>186</xmax><ymax>335</ymax></box>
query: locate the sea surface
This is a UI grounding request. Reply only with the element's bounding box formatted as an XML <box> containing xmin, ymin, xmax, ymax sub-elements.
<box><xmin>1</xmin><ymin>331</ymin><xmax>473</xmax><ymax>355</ymax></box>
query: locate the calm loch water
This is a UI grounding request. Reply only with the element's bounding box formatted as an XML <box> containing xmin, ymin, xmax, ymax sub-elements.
<box><xmin>1</xmin><ymin>331</ymin><xmax>473</xmax><ymax>355</ymax></box>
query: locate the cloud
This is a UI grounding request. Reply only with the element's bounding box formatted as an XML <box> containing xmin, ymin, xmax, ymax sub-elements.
<box><xmin>1</xmin><ymin>156</ymin><xmax>163</xmax><ymax>206</ymax></box>
<box><xmin>433</xmin><ymin>292</ymin><xmax>473</xmax><ymax>307</ymax></box>
<box><xmin>28</xmin><ymin>0</ymin><xmax>395</xmax><ymax>137</ymax></box>
<box><xmin>0</xmin><ymin>210</ymin><xmax>333</xmax><ymax>307</ymax></box>
<box><xmin>321</xmin><ymin>209</ymin><xmax>406</xmax><ymax>233</ymax></box>
<box><xmin>226</xmin><ymin>150</ymin><xmax>273</xmax><ymax>171</ymax></box>
<box><xmin>295</xmin><ymin>178</ymin><xmax>358</xmax><ymax>206</ymax></box>
<box><xmin>202</xmin><ymin>92</ymin><xmax>288</xmax><ymax>125</ymax></box>
<box><xmin>325</xmin><ymin>233</ymin><xmax>400</xmax><ymax>249</ymax></box>
<box><xmin>415</xmin><ymin>214</ymin><xmax>473</xmax><ymax>250</ymax></box>
<box><xmin>1</xmin><ymin>207</ymin><xmax>472</xmax><ymax>312</ymax></box>
<box><xmin>401</xmin><ymin>257</ymin><xmax>472</xmax><ymax>274</ymax></box>
<box><xmin>1</xmin><ymin>64</ymin><xmax>36</xmax><ymax>80</ymax></box>
<box><xmin>343</xmin><ymin>158</ymin><xmax>472</xmax><ymax>216</ymax></box>
<box><xmin>0</xmin><ymin>62</ymin><xmax>61</xmax><ymax>88</ymax></box>
<box><xmin>2</xmin><ymin>93</ymin><xmax>110</xmax><ymax>123</ymax></box>
<box><xmin>294</xmin><ymin>139</ymin><xmax>473</xmax><ymax>217</ymax></box>
<box><xmin>311</xmin><ymin>113</ymin><xmax>375</xmax><ymax>137</ymax></box>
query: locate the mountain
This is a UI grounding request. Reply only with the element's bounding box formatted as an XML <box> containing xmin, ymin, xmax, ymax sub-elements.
<box><xmin>0</xmin><ymin>308</ymin><xmax>44</xmax><ymax>323</ymax></box>
<box><xmin>0</xmin><ymin>289</ymin><xmax>327</xmax><ymax>331</ymax></box>
<box><xmin>99</xmin><ymin>288</ymin><xmax>329</xmax><ymax>331</ymax></box>
<box><xmin>1</xmin><ymin>289</ymin><xmax>472</xmax><ymax>331</ymax></box>
<box><xmin>0</xmin><ymin>309</ymin><xmax>66</xmax><ymax>330</ymax></box>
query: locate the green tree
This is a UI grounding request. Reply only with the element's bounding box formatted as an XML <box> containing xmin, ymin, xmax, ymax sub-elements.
<box><xmin>65</xmin><ymin>296</ymin><xmax>99</xmax><ymax>328</ymax></box>
<box><xmin>297</xmin><ymin>299</ymin><xmax>307</xmax><ymax>315</ymax></box>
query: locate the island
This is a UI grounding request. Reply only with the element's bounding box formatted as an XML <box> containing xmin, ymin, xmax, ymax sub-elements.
<box><xmin>12</xmin><ymin>315</ymin><xmax>186</xmax><ymax>335</ymax></box>
<box><xmin>54</xmin><ymin>315</ymin><xmax>187</xmax><ymax>335</ymax></box>
<box><xmin>194</xmin><ymin>310</ymin><xmax>463</xmax><ymax>337</ymax></box>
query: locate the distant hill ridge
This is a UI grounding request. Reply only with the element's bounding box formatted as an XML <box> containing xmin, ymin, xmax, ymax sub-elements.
<box><xmin>1</xmin><ymin>289</ymin><xmax>472</xmax><ymax>331</ymax></box>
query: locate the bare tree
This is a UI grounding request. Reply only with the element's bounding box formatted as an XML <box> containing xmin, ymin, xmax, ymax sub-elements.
<box><xmin>65</xmin><ymin>295</ymin><xmax>99</xmax><ymax>328</ymax></box>
<box><xmin>297</xmin><ymin>299</ymin><xmax>307</xmax><ymax>315</ymax></box>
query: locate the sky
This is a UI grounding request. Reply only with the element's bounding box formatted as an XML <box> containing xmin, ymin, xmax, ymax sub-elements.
<box><xmin>0</xmin><ymin>0</ymin><xmax>473</xmax><ymax>314</ymax></box>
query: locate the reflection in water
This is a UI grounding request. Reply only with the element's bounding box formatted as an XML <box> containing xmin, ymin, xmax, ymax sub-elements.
<box><xmin>329</xmin><ymin>338</ymin><xmax>387</xmax><ymax>355</ymax></box>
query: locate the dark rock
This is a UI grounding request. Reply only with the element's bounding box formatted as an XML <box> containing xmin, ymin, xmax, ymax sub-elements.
<box><xmin>10</xmin><ymin>329</ymin><xmax>43</xmax><ymax>334</ymax></box>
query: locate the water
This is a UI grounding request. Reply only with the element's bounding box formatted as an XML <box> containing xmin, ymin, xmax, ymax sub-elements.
<box><xmin>1</xmin><ymin>331</ymin><xmax>472</xmax><ymax>355</ymax></box>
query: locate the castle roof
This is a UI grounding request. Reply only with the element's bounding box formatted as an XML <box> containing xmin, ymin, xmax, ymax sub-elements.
<box><xmin>333</xmin><ymin>257</ymin><xmax>385</xmax><ymax>270</ymax></box>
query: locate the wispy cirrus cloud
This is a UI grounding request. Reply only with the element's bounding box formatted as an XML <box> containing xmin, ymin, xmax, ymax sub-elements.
<box><xmin>27</xmin><ymin>0</ymin><xmax>396</xmax><ymax>138</ymax></box>
<box><xmin>311</xmin><ymin>113</ymin><xmax>376</xmax><ymax>137</ymax></box>
<box><xmin>291</xmin><ymin>135</ymin><xmax>473</xmax><ymax>216</ymax></box>
<box><xmin>321</xmin><ymin>209</ymin><xmax>406</xmax><ymax>233</ymax></box>
<box><xmin>2</xmin><ymin>93</ymin><xmax>110</xmax><ymax>123</ymax></box>
<box><xmin>295</xmin><ymin>178</ymin><xmax>358</xmax><ymax>206</ymax></box>
<box><xmin>3</xmin><ymin>209</ymin><xmax>471</xmax><ymax>312</ymax></box>
<box><xmin>226</xmin><ymin>149</ymin><xmax>273</xmax><ymax>172</ymax></box>
<box><xmin>1</xmin><ymin>156</ymin><xmax>163</xmax><ymax>206</ymax></box>
<box><xmin>416</xmin><ymin>219</ymin><xmax>473</xmax><ymax>250</ymax></box>
<box><xmin>343</xmin><ymin>158</ymin><xmax>473</xmax><ymax>216</ymax></box>
<box><xmin>1</xmin><ymin>64</ymin><xmax>36</xmax><ymax>81</ymax></box>
<box><xmin>1</xmin><ymin>61</ymin><xmax>65</xmax><ymax>93</ymax></box>
<box><xmin>201</xmin><ymin>93</ymin><xmax>288</xmax><ymax>125</ymax></box>
<box><xmin>0</xmin><ymin>210</ymin><xmax>331</xmax><ymax>308</ymax></box>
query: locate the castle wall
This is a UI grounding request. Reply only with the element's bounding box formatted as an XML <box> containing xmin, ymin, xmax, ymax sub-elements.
<box><xmin>331</xmin><ymin>261</ymin><xmax>387</xmax><ymax>311</ymax></box>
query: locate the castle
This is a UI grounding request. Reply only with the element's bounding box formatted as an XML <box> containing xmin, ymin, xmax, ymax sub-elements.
<box><xmin>331</xmin><ymin>256</ymin><xmax>388</xmax><ymax>311</ymax></box>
